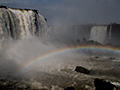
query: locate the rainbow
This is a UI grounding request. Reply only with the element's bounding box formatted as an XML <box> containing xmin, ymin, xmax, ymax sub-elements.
<box><xmin>17</xmin><ymin>45</ymin><xmax>120</xmax><ymax>73</ymax></box>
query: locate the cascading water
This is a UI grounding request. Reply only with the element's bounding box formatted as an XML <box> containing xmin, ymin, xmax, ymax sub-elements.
<box><xmin>0</xmin><ymin>7</ymin><xmax>47</xmax><ymax>47</ymax></box>
<box><xmin>90</xmin><ymin>26</ymin><xmax>108</xmax><ymax>44</ymax></box>
<box><xmin>0</xmin><ymin>6</ymin><xmax>120</xmax><ymax>90</ymax></box>
<box><xmin>109</xmin><ymin>26</ymin><xmax>112</xmax><ymax>39</ymax></box>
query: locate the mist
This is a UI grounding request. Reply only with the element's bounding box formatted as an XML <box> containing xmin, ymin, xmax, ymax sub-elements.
<box><xmin>0</xmin><ymin>36</ymin><xmax>120</xmax><ymax>77</ymax></box>
<box><xmin>0</xmin><ymin>36</ymin><xmax>86</xmax><ymax>77</ymax></box>
<box><xmin>0</xmin><ymin>37</ymin><xmax>55</xmax><ymax>77</ymax></box>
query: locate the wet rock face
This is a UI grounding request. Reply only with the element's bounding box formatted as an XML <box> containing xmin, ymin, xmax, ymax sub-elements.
<box><xmin>0</xmin><ymin>5</ymin><xmax>7</xmax><ymax>9</ymax></box>
<box><xmin>0</xmin><ymin>79</ymin><xmax>31</xmax><ymax>90</ymax></box>
<box><xmin>75</xmin><ymin>66</ymin><xmax>90</xmax><ymax>74</ymax></box>
<box><xmin>108</xmin><ymin>57</ymin><xmax>115</xmax><ymax>60</ymax></box>
<box><xmin>94</xmin><ymin>78</ymin><xmax>118</xmax><ymax>90</ymax></box>
<box><xmin>64</xmin><ymin>87</ymin><xmax>75</xmax><ymax>90</ymax></box>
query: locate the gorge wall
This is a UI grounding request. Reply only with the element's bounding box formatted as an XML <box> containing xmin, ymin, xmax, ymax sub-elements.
<box><xmin>47</xmin><ymin>25</ymin><xmax>93</xmax><ymax>44</ymax></box>
<box><xmin>48</xmin><ymin>24</ymin><xmax>120</xmax><ymax>45</ymax></box>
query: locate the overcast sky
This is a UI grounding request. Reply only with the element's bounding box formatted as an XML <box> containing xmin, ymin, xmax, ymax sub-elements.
<box><xmin>0</xmin><ymin>0</ymin><xmax>120</xmax><ymax>25</ymax></box>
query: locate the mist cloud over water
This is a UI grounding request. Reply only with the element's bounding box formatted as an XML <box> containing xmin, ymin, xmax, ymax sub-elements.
<box><xmin>0</xmin><ymin>36</ymin><xmax>120</xmax><ymax>78</ymax></box>
<box><xmin>0</xmin><ymin>37</ymin><xmax>56</xmax><ymax>77</ymax></box>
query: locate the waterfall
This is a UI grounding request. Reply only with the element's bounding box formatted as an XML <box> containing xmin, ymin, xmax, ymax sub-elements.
<box><xmin>109</xmin><ymin>26</ymin><xmax>112</xmax><ymax>39</ymax></box>
<box><xmin>90</xmin><ymin>26</ymin><xmax>108</xmax><ymax>44</ymax></box>
<box><xmin>0</xmin><ymin>7</ymin><xmax>47</xmax><ymax>47</ymax></box>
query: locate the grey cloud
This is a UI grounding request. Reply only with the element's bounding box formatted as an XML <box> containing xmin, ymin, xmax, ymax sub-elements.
<box><xmin>0</xmin><ymin>0</ymin><xmax>120</xmax><ymax>25</ymax></box>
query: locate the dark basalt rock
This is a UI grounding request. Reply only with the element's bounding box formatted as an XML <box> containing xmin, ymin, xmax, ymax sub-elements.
<box><xmin>75</xmin><ymin>66</ymin><xmax>90</xmax><ymax>74</ymax></box>
<box><xmin>32</xmin><ymin>9</ymin><xmax>38</xmax><ymax>14</ymax></box>
<box><xmin>64</xmin><ymin>87</ymin><xmax>75</xmax><ymax>90</ymax></box>
<box><xmin>94</xmin><ymin>56</ymin><xmax>100</xmax><ymax>59</ymax></box>
<box><xmin>0</xmin><ymin>5</ymin><xmax>7</xmax><ymax>9</ymax></box>
<box><xmin>44</xmin><ymin>18</ymin><xmax>47</xmax><ymax>22</ymax></box>
<box><xmin>94</xmin><ymin>78</ymin><xmax>118</xmax><ymax>90</ymax></box>
<box><xmin>109</xmin><ymin>57</ymin><xmax>115</xmax><ymax>60</ymax></box>
<box><xmin>24</xmin><ymin>9</ymin><xmax>31</xmax><ymax>11</ymax></box>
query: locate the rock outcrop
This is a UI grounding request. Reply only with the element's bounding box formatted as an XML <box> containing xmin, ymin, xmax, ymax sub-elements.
<box><xmin>75</xmin><ymin>66</ymin><xmax>90</xmax><ymax>74</ymax></box>
<box><xmin>94</xmin><ymin>78</ymin><xmax>118</xmax><ymax>90</ymax></box>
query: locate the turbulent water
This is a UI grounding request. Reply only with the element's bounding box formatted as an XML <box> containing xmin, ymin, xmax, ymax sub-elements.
<box><xmin>1</xmin><ymin>38</ymin><xmax>120</xmax><ymax>90</ymax></box>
